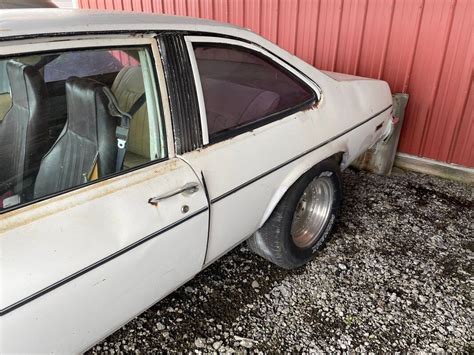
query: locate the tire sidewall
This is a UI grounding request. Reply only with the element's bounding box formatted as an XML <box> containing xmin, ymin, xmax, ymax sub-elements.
<box><xmin>280</xmin><ymin>159</ymin><xmax>343</xmax><ymax>266</ymax></box>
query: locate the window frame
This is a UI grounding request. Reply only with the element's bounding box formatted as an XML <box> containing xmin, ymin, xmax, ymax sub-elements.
<box><xmin>0</xmin><ymin>35</ymin><xmax>174</xmax><ymax>214</ymax></box>
<box><xmin>185</xmin><ymin>35</ymin><xmax>322</xmax><ymax>145</ymax></box>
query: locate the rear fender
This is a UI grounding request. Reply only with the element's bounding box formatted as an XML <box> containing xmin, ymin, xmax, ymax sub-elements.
<box><xmin>258</xmin><ymin>149</ymin><xmax>345</xmax><ymax>229</ymax></box>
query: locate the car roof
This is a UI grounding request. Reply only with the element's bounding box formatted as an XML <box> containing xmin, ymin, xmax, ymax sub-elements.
<box><xmin>0</xmin><ymin>0</ymin><xmax>57</xmax><ymax>9</ymax></box>
<box><xmin>0</xmin><ymin>8</ymin><xmax>244</xmax><ymax>40</ymax></box>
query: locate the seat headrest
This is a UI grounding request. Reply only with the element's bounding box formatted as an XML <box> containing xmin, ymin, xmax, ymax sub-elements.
<box><xmin>65</xmin><ymin>77</ymin><xmax>110</xmax><ymax>141</ymax></box>
<box><xmin>6</xmin><ymin>60</ymin><xmax>45</xmax><ymax>110</ymax></box>
<box><xmin>111</xmin><ymin>66</ymin><xmax>145</xmax><ymax>96</ymax></box>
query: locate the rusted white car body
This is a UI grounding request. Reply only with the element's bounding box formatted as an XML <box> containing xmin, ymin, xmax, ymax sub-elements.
<box><xmin>0</xmin><ymin>10</ymin><xmax>393</xmax><ymax>353</ymax></box>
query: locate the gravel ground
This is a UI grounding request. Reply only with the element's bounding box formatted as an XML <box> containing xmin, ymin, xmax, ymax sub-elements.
<box><xmin>88</xmin><ymin>168</ymin><xmax>473</xmax><ymax>353</ymax></box>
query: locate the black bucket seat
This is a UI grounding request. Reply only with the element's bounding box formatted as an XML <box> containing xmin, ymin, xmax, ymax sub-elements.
<box><xmin>34</xmin><ymin>77</ymin><xmax>119</xmax><ymax>199</ymax></box>
<box><xmin>0</xmin><ymin>60</ymin><xmax>50</xmax><ymax>198</ymax></box>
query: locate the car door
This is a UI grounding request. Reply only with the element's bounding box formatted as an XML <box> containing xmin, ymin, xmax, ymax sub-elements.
<box><xmin>176</xmin><ymin>35</ymin><xmax>322</xmax><ymax>264</ymax></box>
<box><xmin>0</xmin><ymin>36</ymin><xmax>208</xmax><ymax>353</ymax></box>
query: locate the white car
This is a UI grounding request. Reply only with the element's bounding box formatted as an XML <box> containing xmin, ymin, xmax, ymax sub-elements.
<box><xmin>0</xmin><ymin>9</ymin><xmax>394</xmax><ymax>353</ymax></box>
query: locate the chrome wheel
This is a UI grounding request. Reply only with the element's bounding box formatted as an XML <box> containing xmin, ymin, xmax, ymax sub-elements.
<box><xmin>291</xmin><ymin>176</ymin><xmax>335</xmax><ymax>248</ymax></box>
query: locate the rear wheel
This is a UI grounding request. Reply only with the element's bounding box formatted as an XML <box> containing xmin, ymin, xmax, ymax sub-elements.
<box><xmin>247</xmin><ymin>158</ymin><xmax>343</xmax><ymax>269</ymax></box>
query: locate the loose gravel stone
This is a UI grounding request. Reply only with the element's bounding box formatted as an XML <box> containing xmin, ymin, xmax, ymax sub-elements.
<box><xmin>240</xmin><ymin>340</ymin><xmax>253</xmax><ymax>348</ymax></box>
<box><xmin>87</xmin><ymin>169</ymin><xmax>473</xmax><ymax>353</ymax></box>
<box><xmin>194</xmin><ymin>338</ymin><xmax>204</xmax><ymax>348</ymax></box>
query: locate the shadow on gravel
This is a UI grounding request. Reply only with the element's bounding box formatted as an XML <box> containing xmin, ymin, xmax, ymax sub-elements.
<box><xmin>152</xmin><ymin>249</ymin><xmax>305</xmax><ymax>338</ymax></box>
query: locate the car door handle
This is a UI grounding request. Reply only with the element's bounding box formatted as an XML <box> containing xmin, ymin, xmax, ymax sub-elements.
<box><xmin>148</xmin><ymin>182</ymin><xmax>200</xmax><ymax>206</ymax></box>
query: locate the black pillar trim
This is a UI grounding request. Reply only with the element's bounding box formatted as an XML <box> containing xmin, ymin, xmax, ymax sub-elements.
<box><xmin>158</xmin><ymin>33</ymin><xmax>203</xmax><ymax>154</ymax></box>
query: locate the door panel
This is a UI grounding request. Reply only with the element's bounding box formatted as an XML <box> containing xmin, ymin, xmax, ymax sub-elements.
<box><xmin>181</xmin><ymin>36</ymin><xmax>321</xmax><ymax>264</ymax></box>
<box><xmin>182</xmin><ymin>110</ymin><xmax>320</xmax><ymax>263</ymax></box>
<box><xmin>0</xmin><ymin>158</ymin><xmax>208</xmax><ymax>352</ymax></box>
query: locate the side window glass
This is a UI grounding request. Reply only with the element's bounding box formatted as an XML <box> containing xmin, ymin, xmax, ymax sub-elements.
<box><xmin>44</xmin><ymin>51</ymin><xmax>124</xmax><ymax>82</ymax></box>
<box><xmin>193</xmin><ymin>44</ymin><xmax>315</xmax><ymax>141</ymax></box>
<box><xmin>0</xmin><ymin>46</ymin><xmax>166</xmax><ymax>212</ymax></box>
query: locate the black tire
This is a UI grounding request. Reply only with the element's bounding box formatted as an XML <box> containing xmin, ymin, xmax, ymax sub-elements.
<box><xmin>247</xmin><ymin>158</ymin><xmax>343</xmax><ymax>269</ymax></box>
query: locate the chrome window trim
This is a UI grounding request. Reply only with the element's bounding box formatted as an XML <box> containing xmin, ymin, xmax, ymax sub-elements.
<box><xmin>184</xmin><ymin>37</ymin><xmax>209</xmax><ymax>146</ymax></box>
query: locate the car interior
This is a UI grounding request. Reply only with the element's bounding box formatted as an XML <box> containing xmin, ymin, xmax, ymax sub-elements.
<box><xmin>0</xmin><ymin>47</ymin><xmax>157</xmax><ymax>210</ymax></box>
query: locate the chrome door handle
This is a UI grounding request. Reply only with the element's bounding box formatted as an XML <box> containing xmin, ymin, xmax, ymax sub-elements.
<box><xmin>148</xmin><ymin>182</ymin><xmax>199</xmax><ymax>206</ymax></box>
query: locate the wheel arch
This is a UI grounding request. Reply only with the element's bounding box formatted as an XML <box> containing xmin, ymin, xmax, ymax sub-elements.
<box><xmin>257</xmin><ymin>150</ymin><xmax>345</xmax><ymax>229</ymax></box>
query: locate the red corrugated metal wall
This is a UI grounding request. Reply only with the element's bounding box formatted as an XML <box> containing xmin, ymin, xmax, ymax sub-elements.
<box><xmin>79</xmin><ymin>0</ymin><xmax>474</xmax><ymax>168</ymax></box>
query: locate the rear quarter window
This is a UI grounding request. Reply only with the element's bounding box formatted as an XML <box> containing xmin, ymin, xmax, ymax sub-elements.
<box><xmin>193</xmin><ymin>44</ymin><xmax>315</xmax><ymax>142</ymax></box>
